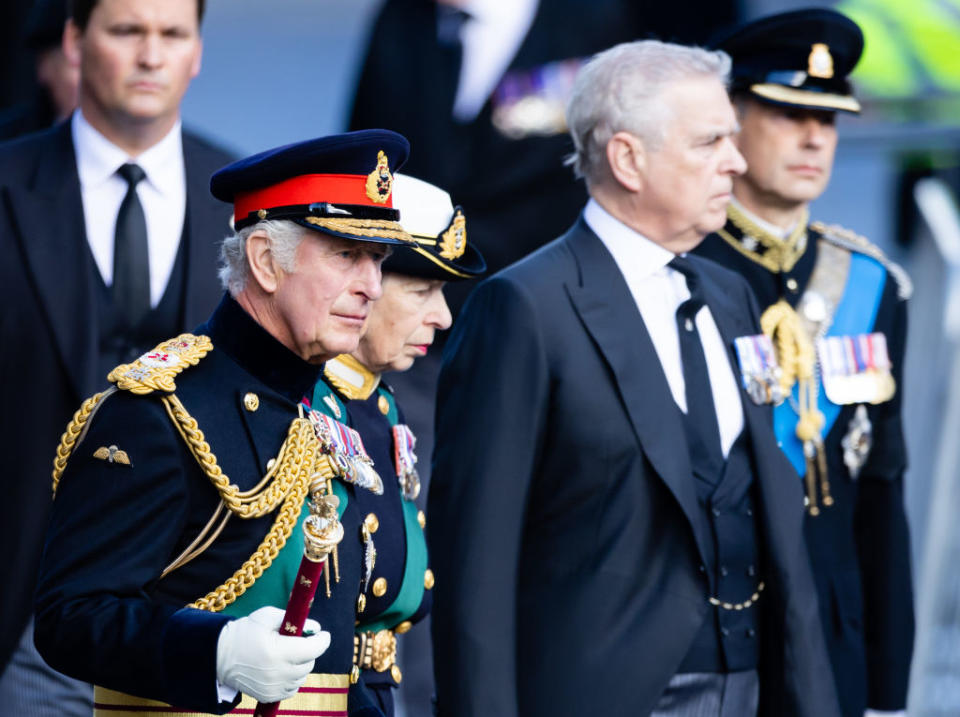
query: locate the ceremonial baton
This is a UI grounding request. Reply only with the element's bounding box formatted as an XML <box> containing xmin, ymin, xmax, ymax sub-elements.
<box><xmin>254</xmin><ymin>486</ymin><xmax>344</xmax><ymax>717</ymax></box>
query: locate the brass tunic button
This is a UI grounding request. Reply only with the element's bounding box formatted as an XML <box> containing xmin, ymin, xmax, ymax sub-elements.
<box><xmin>243</xmin><ymin>393</ymin><xmax>260</xmax><ymax>411</ymax></box>
<box><xmin>373</xmin><ymin>577</ymin><xmax>387</xmax><ymax>597</ymax></box>
<box><xmin>365</xmin><ymin>513</ymin><xmax>380</xmax><ymax>534</ymax></box>
<box><xmin>357</xmin><ymin>594</ymin><xmax>367</xmax><ymax>613</ymax></box>
<box><xmin>390</xmin><ymin>664</ymin><xmax>403</xmax><ymax>683</ymax></box>
<box><xmin>417</xmin><ymin>510</ymin><xmax>426</xmax><ymax>529</ymax></box>
<box><xmin>378</xmin><ymin>395</ymin><xmax>390</xmax><ymax>415</ymax></box>
<box><xmin>395</xmin><ymin>620</ymin><xmax>413</xmax><ymax>635</ymax></box>
<box><xmin>424</xmin><ymin>569</ymin><xmax>435</xmax><ymax>590</ymax></box>
<box><xmin>786</xmin><ymin>277</ymin><xmax>799</xmax><ymax>293</ymax></box>
<box><xmin>266</xmin><ymin>458</ymin><xmax>277</xmax><ymax>472</ymax></box>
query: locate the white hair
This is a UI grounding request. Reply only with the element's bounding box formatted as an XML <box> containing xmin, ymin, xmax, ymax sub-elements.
<box><xmin>565</xmin><ymin>40</ymin><xmax>732</xmax><ymax>185</ymax></box>
<box><xmin>218</xmin><ymin>219</ymin><xmax>306</xmax><ymax>296</ymax></box>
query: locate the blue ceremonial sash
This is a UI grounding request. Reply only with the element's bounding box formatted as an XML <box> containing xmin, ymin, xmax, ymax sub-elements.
<box><xmin>774</xmin><ymin>252</ymin><xmax>887</xmax><ymax>475</ymax></box>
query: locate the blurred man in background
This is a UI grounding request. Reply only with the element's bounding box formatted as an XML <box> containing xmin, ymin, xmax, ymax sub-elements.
<box><xmin>0</xmin><ymin>0</ymin><xmax>233</xmax><ymax>713</ymax></box>
<box><xmin>0</xmin><ymin>0</ymin><xmax>79</xmax><ymax>140</ymax></box>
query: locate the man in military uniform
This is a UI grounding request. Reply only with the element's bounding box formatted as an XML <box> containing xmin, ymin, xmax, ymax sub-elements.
<box><xmin>694</xmin><ymin>10</ymin><xmax>914</xmax><ymax>717</ymax></box>
<box><xmin>34</xmin><ymin>130</ymin><xmax>419</xmax><ymax>716</ymax></box>
<box><xmin>317</xmin><ymin>174</ymin><xmax>485</xmax><ymax>715</ymax></box>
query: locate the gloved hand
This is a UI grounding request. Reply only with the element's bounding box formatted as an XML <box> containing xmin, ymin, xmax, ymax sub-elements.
<box><xmin>215</xmin><ymin>605</ymin><xmax>331</xmax><ymax>703</ymax></box>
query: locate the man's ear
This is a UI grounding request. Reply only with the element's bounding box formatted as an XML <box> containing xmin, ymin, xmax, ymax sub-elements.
<box><xmin>246</xmin><ymin>230</ymin><xmax>281</xmax><ymax>294</ymax></box>
<box><xmin>62</xmin><ymin>19</ymin><xmax>82</xmax><ymax>68</ymax></box>
<box><xmin>606</xmin><ymin>131</ymin><xmax>645</xmax><ymax>193</ymax></box>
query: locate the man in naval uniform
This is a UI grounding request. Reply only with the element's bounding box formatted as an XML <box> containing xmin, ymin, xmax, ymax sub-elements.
<box><xmin>318</xmin><ymin>174</ymin><xmax>485</xmax><ymax>716</ymax></box>
<box><xmin>694</xmin><ymin>10</ymin><xmax>914</xmax><ymax>717</ymax></box>
<box><xmin>34</xmin><ymin>130</ymin><xmax>419</xmax><ymax>716</ymax></box>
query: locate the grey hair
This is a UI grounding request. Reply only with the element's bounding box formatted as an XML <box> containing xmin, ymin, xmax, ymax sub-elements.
<box><xmin>565</xmin><ymin>40</ymin><xmax>732</xmax><ymax>185</ymax></box>
<box><xmin>218</xmin><ymin>219</ymin><xmax>306</xmax><ymax>296</ymax></box>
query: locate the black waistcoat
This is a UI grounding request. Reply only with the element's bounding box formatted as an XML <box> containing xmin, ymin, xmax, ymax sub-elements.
<box><xmin>678</xmin><ymin>429</ymin><xmax>763</xmax><ymax>673</ymax></box>
<box><xmin>94</xmin><ymin>228</ymin><xmax>188</xmax><ymax>383</ymax></box>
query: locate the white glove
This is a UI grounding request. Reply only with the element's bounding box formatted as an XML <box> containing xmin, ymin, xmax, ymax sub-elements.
<box><xmin>864</xmin><ymin>711</ymin><xmax>906</xmax><ymax>717</ymax></box>
<box><xmin>215</xmin><ymin>606</ymin><xmax>331</xmax><ymax>703</ymax></box>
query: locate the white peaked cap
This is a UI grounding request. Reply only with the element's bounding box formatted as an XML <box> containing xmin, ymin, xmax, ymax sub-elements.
<box><xmin>392</xmin><ymin>173</ymin><xmax>456</xmax><ymax>239</ymax></box>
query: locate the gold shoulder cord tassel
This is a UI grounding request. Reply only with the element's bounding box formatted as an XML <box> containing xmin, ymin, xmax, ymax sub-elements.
<box><xmin>761</xmin><ymin>300</ymin><xmax>832</xmax><ymax>515</ymax></box>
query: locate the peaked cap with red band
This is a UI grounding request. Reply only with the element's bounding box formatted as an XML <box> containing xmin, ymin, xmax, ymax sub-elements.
<box><xmin>210</xmin><ymin>129</ymin><xmax>415</xmax><ymax>244</ymax></box>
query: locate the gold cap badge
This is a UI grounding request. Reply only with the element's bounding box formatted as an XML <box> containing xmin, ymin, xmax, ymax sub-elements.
<box><xmin>438</xmin><ymin>209</ymin><xmax>467</xmax><ymax>260</ymax></box>
<box><xmin>807</xmin><ymin>43</ymin><xmax>834</xmax><ymax>79</ymax></box>
<box><xmin>365</xmin><ymin>150</ymin><xmax>393</xmax><ymax>204</ymax></box>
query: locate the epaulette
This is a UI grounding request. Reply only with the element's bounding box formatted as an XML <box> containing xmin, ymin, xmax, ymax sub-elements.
<box><xmin>107</xmin><ymin>334</ymin><xmax>213</xmax><ymax>395</ymax></box>
<box><xmin>811</xmin><ymin>221</ymin><xmax>913</xmax><ymax>300</ymax></box>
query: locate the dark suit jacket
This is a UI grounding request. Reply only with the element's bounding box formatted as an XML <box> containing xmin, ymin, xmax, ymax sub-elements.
<box><xmin>428</xmin><ymin>218</ymin><xmax>840</xmax><ymax>717</ymax></box>
<box><xmin>0</xmin><ymin>120</ymin><xmax>233</xmax><ymax>670</ymax></box>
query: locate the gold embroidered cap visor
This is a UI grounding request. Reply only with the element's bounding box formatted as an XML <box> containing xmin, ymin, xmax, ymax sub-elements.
<box><xmin>210</xmin><ymin>129</ymin><xmax>417</xmax><ymax>245</ymax></box>
<box><xmin>714</xmin><ymin>8</ymin><xmax>864</xmax><ymax>115</ymax></box>
<box><xmin>384</xmin><ymin>207</ymin><xmax>486</xmax><ymax>281</ymax></box>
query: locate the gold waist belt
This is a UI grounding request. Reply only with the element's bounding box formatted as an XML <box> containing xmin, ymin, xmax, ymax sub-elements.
<box><xmin>93</xmin><ymin>672</ymin><xmax>349</xmax><ymax>716</ymax></box>
<box><xmin>353</xmin><ymin>629</ymin><xmax>402</xmax><ymax>684</ymax></box>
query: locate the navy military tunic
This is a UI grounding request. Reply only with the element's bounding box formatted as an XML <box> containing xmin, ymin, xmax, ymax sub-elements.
<box><xmin>35</xmin><ymin>296</ymin><xmax>367</xmax><ymax>714</ymax></box>
<box><xmin>696</xmin><ymin>217</ymin><xmax>915</xmax><ymax>716</ymax></box>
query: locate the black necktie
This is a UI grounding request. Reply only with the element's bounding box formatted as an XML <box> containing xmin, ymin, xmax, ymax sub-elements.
<box><xmin>113</xmin><ymin>163</ymin><xmax>150</xmax><ymax>329</ymax></box>
<box><xmin>669</xmin><ymin>256</ymin><xmax>725</xmax><ymax>485</ymax></box>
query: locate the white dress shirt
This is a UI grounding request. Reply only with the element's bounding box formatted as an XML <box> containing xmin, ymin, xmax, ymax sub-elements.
<box><xmin>584</xmin><ymin>198</ymin><xmax>744</xmax><ymax>456</ymax></box>
<box><xmin>451</xmin><ymin>0</ymin><xmax>539</xmax><ymax>122</ymax></box>
<box><xmin>72</xmin><ymin>110</ymin><xmax>187</xmax><ymax>308</ymax></box>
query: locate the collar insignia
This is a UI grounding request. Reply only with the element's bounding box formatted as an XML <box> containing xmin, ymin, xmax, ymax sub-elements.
<box><xmin>438</xmin><ymin>208</ymin><xmax>467</xmax><ymax>260</ymax></box>
<box><xmin>808</xmin><ymin>43</ymin><xmax>834</xmax><ymax>79</ymax></box>
<box><xmin>365</xmin><ymin>150</ymin><xmax>393</xmax><ymax>204</ymax></box>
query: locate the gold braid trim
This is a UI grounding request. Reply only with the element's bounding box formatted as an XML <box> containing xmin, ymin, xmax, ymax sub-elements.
<box><xmin>760</xmin><ymin>301</ymin><xmax>823</xmax><ymax>439</ymax></box>
<box><xmin>761</xmin><ymin>300</ymin><xmax>830</xmax><ymax>515</ymax></box>
<box><xmin>159</xmin><ymin>394</ymin><xmax>341</xmax><ymax>612</ymax></box>
<box><xmin>162</xmin><ymin>394</ymin><xmax>316</xmax><ymax>519</ymax></box>
<box><xmin>51</xmin><ymin>390</ymin><xmax>113</xmax><ymax>497</ymax></box>
<box><xmin>303</xmin><ymin>216</ymin><xmax>415</xmax><ymax>243</ymax></box>
<box><xmin>722</xmin><ymin>203</ymin><xmax>809</xmax><ymax>273</ymax></box>
<box><xmin>108</xmin><ymin>334</ymin><xmax>213</xmax><ymax>395</ymax></box>
<box><xmin>189</xmin><ymin>453</ymin><xmax>339</xmax><ymax>612</ymax></box>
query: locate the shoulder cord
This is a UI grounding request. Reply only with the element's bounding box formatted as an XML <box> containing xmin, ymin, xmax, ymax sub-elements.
<box><xmin>51</xmin><ymin>389</ymin><xmax>337</xmax><ymax>612</ymax></box>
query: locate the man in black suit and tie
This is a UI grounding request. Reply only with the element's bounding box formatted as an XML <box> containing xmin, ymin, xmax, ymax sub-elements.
<box><xmin>0</xmin><ymin>0</ymin><xmax>232</xmax><ymax>714</ymax></box>
<box><xmin>429</xmin><ymin>40</ymin><xmax>841</xmax><ymax>717</ymax></box>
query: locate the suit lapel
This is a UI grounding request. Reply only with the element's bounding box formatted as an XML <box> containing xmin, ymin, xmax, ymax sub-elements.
<box><xmin>564</xmin><ymin>221</ymin><xmax>711</xmax><ymax>565</ymax></box>
<box><xmin>182</xmin><ymin>135</ymin><xmax>230</xmax><ymax>329</ymax></box>
<box><xmin>5</xmin><ymin>122</ymin><xmax>99</xmax><ymax>400</ymax></box>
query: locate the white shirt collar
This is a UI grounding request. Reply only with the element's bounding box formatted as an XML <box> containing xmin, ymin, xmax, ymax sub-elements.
<box><xmin>72</xmin><ymin>109</ymin><xmax>183</xmax><ymax>197</ymax></box>
<box><xmin>583</xmin><ymin>197</ymin><xmax>676</xmax><ymax>282</ymax></box>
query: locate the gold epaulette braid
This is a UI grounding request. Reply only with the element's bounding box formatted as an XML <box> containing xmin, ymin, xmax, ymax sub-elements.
<box><xmin>51</xmin><ymin>390</ymin><xmax>113</xmax><ymax>497</ymax></box>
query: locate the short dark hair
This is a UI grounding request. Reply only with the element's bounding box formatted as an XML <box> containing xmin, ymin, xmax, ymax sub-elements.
<box><xmin>69</xmin><ymin>0</ymin><xmax>206</xmax><ymax>31</ymax></box>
